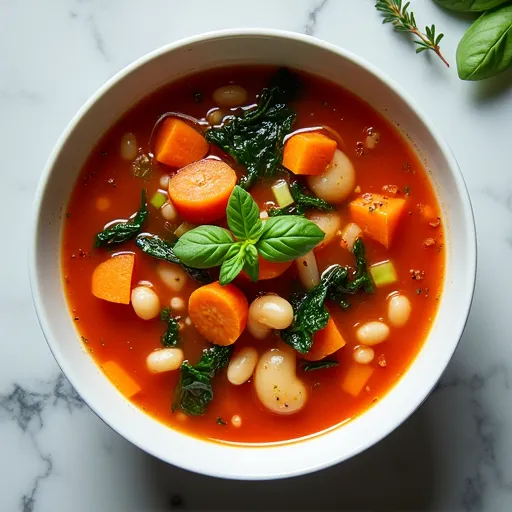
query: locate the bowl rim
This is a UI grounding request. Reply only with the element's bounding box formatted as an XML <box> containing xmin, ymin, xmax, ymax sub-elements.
<box><xmin>29</xmin><ymin>28</ymin><xmax>477</xmax><ymax>480</ymax></box>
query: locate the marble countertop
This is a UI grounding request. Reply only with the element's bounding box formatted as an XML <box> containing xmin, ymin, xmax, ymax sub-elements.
<box><xmin>1</xmin><ymin>0</ymin><xmax>511</xmax><ymax>510</ymax></box>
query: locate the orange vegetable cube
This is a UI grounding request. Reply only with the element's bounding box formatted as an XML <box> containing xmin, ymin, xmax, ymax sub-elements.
<box><xmin>154</xmin><ymin>118</ymin><xmax>209</xmax><ymax>168</ymax></box>
<box><xmin>349</xmin><ymin>193</ymin><xmax>406</xmax><ymax>248</ymax></box>
<box><xmin>91</xmin><ymin>253</ymin><xmax>135</xmax><ymax>304</ymax></box>
<box><xmin>283</xmin><ymin>132</ymin><xmax>337</xmax><ymax>176</ymax></box>
<box><xmin>341</xmin><ymin>363</ymin><xmax>374</xmax><ymax>397</ymax></box>
<box><xmin>102</xmin><ymin>361</ymin><xmax>141</xmax><ymax>398</ymax></box>
<box><xmin>302</xmin><ymin>317</ymin><xmax>346</xmax><ymax>361</ymax></box>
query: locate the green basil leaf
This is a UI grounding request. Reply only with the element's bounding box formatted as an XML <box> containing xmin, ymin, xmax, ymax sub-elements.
<box><xmin>226</xmin><ymin>185</ymin><xmax>263</xmax><ymax>241</ymax></box>
<box><xmin>256</xmin><ymin>216</ymin><xmax>325</xmax><ymax>262</ymax></box>
<box><xmin>456</xmin><ymin>4</ymin><xmax>512</xmax><ymax>81</ymax></box>
<box><xmin>243</xmin><ymin>244</ymin><xmax>260</xmax><ymax>282</ymax></box>
<box><xmin>173</xmin><ymin>226</ymin><xmax>234</xmax><ymax>268</ymax></box>
<box><xmin>219</xmin><ymin>243</ymin><xmax>245</xmax><ymax>285</ymax></box>
<box><xmin>434</xmin><ymin>0</ymin><xmax>509</xmax><ymax>13</ymax></box>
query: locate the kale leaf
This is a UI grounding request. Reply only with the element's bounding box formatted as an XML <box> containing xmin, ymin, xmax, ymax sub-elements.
<box><xmin>94</xmin><ymin>189</ymin><xmax>148</xmax><ymax>248</ymax></box>
<box><xmin>205</xmin><ymin>69</ymin><xmax>298</xmax><ymax>189</ymax></box>
<box><xmin>172</xmin><ymin>345</ymin><xmax>232</xmax><ymax>416</ymax></box>
<box><xmin>160</xmin><ymin>308</ymin><xmax>180</xmax><ymax>347</ymax></box>
<box><xmin>281</xmin><ymin>265</ymin><xmax>347</xmax><ymax>354</ymax></box>
<box><xmin>268</xmin><ymin>181</ymin><xmax>334</xmax><ymax>217</ymax></box>
<box><xmin>281</xmin><ymin>239</ymin><xmax>373</xmax><ymax>354</ymax></box>
<box><xmin>345</xmin><ymin>238</ymin><xmax>374</xmax><ymax>294</ymax></box>
<box><xmin>136</xmin><ymin>234</ymin><xmax>212</xmax><ymax>284</ymax></box>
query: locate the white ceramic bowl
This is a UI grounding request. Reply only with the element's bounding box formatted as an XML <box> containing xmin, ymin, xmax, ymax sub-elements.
<box><xmin>30</xmin><ymin>29</ymin><xmax>476</xmax><ymax>480</ymax></box>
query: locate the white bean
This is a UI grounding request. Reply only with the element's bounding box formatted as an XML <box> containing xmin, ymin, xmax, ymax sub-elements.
<box><xmin>306</xmin><ymin>212</ymin><xmax>341</xmax><ymax>248</ymax></box>
<box><xmin>247</xmin><ymin>318</ymin><xmax>272</xmax><ymax>340</ymax></box>
<box><xmin>231</xmin><ymin>415</ymin><xmax>242</xmax><ymax>427</ymax></box>
<box><xmin>307</xmin><ymin>149</ymin><xmax>355</xmax><ymax>204</ymax></box>
<box><xmin>146</xmin><ymin>348</ymin><xmax>184</xmax><ymax>373</ymax></box>
<box><xmin>131</xmin><ymin>286</ymin><xmax>160</xmax><ymax>320</ymax></box>
<box><xmin>161</xmin><ymin>201</ymin><xmax>179</xmax><ymax>223</ymax></box>
<box><xmin>170</xmin><ymin>297</ymin><xmax>186</xmax><ymax>313</ymax></box>
<box><xmin>254</xmin><ymin>348</ymin><xmax>308</xmax><ymax>415</ymax></box>
<box><xmin>353</xmin><ymin>345</ymin><xmax>375</xmax><ymax>365</ymax></box>
<box><xmin>388</xmin><ymin>294</ymin><xmax>411</xmax><ymax>327</ymax></box>
<box><xmin>120</xmin><ymin>132</ymin><xmax>138</xmax><ymax>161</ymax></box>
<box><xmin>227</xmin><ymin>347</ymin><xmax>258</xmax><ymax>385</ymax></box>
<box><xmin>248</xmin><ymin>295</ymin><xmax>294</xmax><ymax>330</ymax></box>
<box><xmin>206</xmin><ymin>108</ymin><xmax>225</xmax><ymax>126</ymax></box>
<box><xmin>341</xmin><ymin>222</ymin><xmax>362</xmax><ymax>252</ymax></box>
<box><xmin>356</xmin><ymin>321</ymin><xmax>390</xmax><ymax>346</ymax></box>
<box><xmin>212</xmin><ymin>85</ymin><xmax>248</xmax><ymax>108</ymax></box>
<box><xmin>159</xmin><ymin>174</ymin><xmax>170</xmax><ymax>189</ymax></box>
<box><xmin>296</xmin><ymin>251</ymin><xmax>320</xmax><ymax>291</ymax></box>
<box><xmin>156</xmin><ymin>261</ymin><xmax>188</xmax><ymax>292</ymax></box>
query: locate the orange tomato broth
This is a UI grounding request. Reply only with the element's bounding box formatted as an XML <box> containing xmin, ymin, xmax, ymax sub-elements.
<box><xmin>62</xmin><ymin>66</ymin><xmax>444</xmax><ymax>444</ymax></box>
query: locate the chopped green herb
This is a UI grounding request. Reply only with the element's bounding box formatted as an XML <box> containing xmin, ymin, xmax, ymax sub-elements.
<box><xmin>302</xmin><ymin>360</ymin><xmax>339</xmax><ymax>371</ymax></box>
<box><xmin>135</xmin><ymin>234</ymin><xmax>212</xmax><ymax>284</ymax></box>
<box><xmin>205</xmin><ymin>69</ymin><xmax>298</xmax><ymax>189</ymax></box>
<box><xmin>160</xmin><ymin>308</ymin><xmax>179</xmax><ymax>347</ymax></box>
<box><xmin>194</xmin><ymin>91</ymin><xmax>203</xmax><ymax>103</ymax></box>
<box><xmin>94</xmin><ymin>190</ymin><xmax>147</xmax><ymax>248</ymax></box>
<box><xmin>132</xmin><ymin>153</ymin><xmax>153</xmax><ymax>180</ymax></box>
<box><xmin>404</xmin><ymin>185</ymin><xmax>411</xmax><ymax>196</ymax></box>
<box><xmin>216</xmin><ymin>417</ymin><xmax>227</xmax><ymax>426</ymax></box>
<box><xmin>173</xmin><ymin>345</ymin><xmax>232</xmax><ymax>416</ymax></box>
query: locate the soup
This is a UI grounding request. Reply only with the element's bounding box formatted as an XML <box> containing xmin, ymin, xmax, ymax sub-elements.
<box><xmin>62</xmin><ymin>66</ymin><xmax>444</xmax><ymax>444</ymax></box>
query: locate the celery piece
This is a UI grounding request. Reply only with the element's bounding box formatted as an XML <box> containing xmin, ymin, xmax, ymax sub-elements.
<box><xmin>174</xmin><ymin>222</ymin><xmax>197</xmax><ymax>238</ymax></box>
<box><xmin>271</xmin><ymin>181</ymin><xmax>295</xmax><ymax>208</ymax></box>
<box><xmin>370</xmin><ymin>260</ymin><xmax>397</xmax><ymax>287</ymax></box>
<box><xmin>150</xmin><ymin>191</ymin><xmax>167</xmax><ymax>210</ymax></box>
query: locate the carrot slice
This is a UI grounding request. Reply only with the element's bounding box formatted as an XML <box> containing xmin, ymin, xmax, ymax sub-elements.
<box><xmin>154</xmin><ymin>118</ymin><xmax>209</xmax><ymax>168</ymax></box>
<box><xmin>341</xmin><ymin>363</ymin><xmax>374</xmax><ymax>397</ymax></box>
<box><xmin>239</xmin><ymin>257</ymin><xmax>292</xmax><ymax>282</ymax></box>
<box><xmin>92</xmin><ymin>253</ymin><xmax>135</xmax><ymax>304</ymax></box>
<box><xmin>168</xmin><ymin>159</ymin><xmax>237</xmax><ymax>223</ymax></box>
<box><xmin>188</xmin><ymin>281</ymin><xmax>248</xmax><ymax>346</ymax></box>
<box><xmin>258</xmin><ymin>257</ymin><xmax>293</xmax><ymax>280</ymax></box>
<box><xmin>283</xmin><ymin>132</ymin><xmax>337</xmax><ymax>176</ymax></box>
<box><xmin>302</xmin><ymin>318</ymin><xmax>346</xmax><ymax>361</ymax></box>
<box><xmin>349</xmin><ymin>193</ymin><xmax>406</xmax><ymax>248</ymax></box>
<box><xmin>102</xmin><ymin>360</ymin><xmax>141</xmax><ymax>398</ymax></box>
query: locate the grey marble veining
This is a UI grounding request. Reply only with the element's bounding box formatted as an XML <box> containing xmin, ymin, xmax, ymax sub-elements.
<box><xmin>1</xmin><ymin>0</ymin><xmax>511</xmax><ymax>510</ymax></box>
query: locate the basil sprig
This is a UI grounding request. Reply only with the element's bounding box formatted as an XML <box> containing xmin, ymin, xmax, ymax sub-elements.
<box><xmin>456</xmin><ymin>4</ymin><xmax>512</xmax><ymax>81</ymax></box>
<box><xmin>173</xmin><ymin>186</ymin><xmax>325</xmax><ymax>285</ymax></box>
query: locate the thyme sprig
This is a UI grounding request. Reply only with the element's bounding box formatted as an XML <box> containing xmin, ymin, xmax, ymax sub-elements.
<box><xmin>375</xmin><ymin>0</ymin><xmax>449</xmax><ymax>67</ymax></box>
